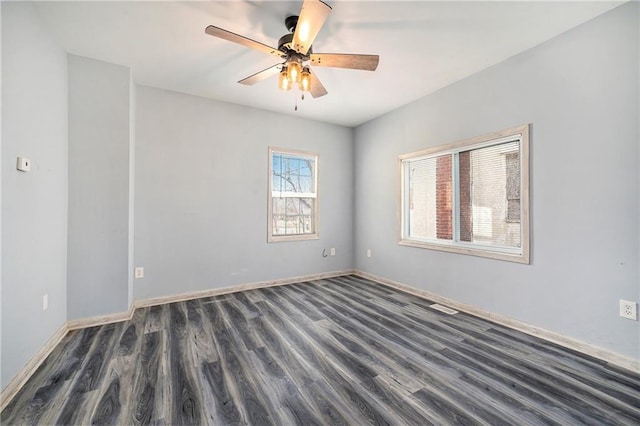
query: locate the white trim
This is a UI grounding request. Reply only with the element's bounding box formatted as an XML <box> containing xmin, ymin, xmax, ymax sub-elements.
<box><xmin>398</xmin><ymin>239</ymin><xmax>528</xmax><ymax>264</ymax></box>
<box><xmin>399</xmin><ymin>124</ymin><xmax>530</xmax><ymax>264</ymax></box>
<box><xmin>133</xmin><ymin>269</ymin><xmax>353</xmax><ymax>309</ymax></box>
<box><xmin>0</xmin><ymin>323</ymin><xmax>68</xmax><ymax>411</ymax></box>
<box><xmin>267</xmin><ymin>146</ymin><xmax>319</xmax><ymax>243</ymax></box>
<box><xmin>398</xmin><ymin>124</ymin><xmax>527</xmax><ymax>161</ymax></box>
<box><xmin>271</xmin><ymin>191</ymin><xmax>317</xmax><ymax>198</ymax></box>
<box><xmin>268</xmin><ymin>233</ymin><xmax>320</xmax><ymax>243</ymax></box>
<box><xmin>67</xmin><ymin>304</ymin><xmax>136</xmax><ymax>331</ymax></box>
<box><xmin>354</xmin><ymin>270</ymin><xmax>639</xmax><ymax>373</ymax></box>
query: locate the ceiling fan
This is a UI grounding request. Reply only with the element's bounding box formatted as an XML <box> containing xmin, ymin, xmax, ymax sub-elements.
<box><xmin>205</xmin><ymin>0</ymin><xmax>379</xmax><ymax>99</ymax></box>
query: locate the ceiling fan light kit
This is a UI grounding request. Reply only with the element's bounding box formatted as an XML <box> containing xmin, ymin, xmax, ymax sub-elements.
<box><xmin>205</xmin><ymin>0</ymin><xmax>379</xmax><ymax>106</ymax></box>
<box><xmin>278</xmin><ymin>63</ymin><xmax>312</xmax><ymax>93</ymax></box>
<box><xmin>278</xmin><ymin>66</ymin><xmax>290</xmax><ymax>91</ymax></box>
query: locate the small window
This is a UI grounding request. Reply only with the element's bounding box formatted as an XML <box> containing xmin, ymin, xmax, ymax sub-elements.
<box><xmin>400</xmin><ymin>125</ymin><xmax>529</xmax><ymax>263</ymax></box>
<box><xmin>268</xmin><ymin>147</ymin><xmax>318</xmax><ymax>242</ymax></box>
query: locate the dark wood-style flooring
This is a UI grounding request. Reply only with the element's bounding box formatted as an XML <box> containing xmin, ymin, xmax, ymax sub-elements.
<box><xmin>2</xmin><ymin>275</ymin><xmax>640</xmax><ymax>425</ymax></box>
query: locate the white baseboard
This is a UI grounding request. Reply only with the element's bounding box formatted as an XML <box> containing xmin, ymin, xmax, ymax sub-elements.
<box><xmin>0</xmin><ymin>323</ymin><xmax>68</xmax><ymax>412</ymax></box>
<box><xmin>133</xmin><ymin>269</ymin><xmax>354</xmax><ymax>309</ymax></box>
<box><xmin>67</xmin><ymin>304</ymin><xmax>136</xmax><ymax>331</ymax></box>
<box><xmin>354</xmin><ymin>270</ymin><xmax>640</xmax><ymax>374</ymax></box>
<box><xmin>68</xmin><ymin>270</ymin><xmax>354</xmax><ymax>328</ymax></box>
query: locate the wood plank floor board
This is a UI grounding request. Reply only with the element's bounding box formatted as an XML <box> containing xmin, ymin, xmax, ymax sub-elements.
<box><xmin>277</xmin><ymin>288</ymin><xmax>425</xmax><ymax>394</ymax></box>
<box><xmin>315</xmin><ymin>305</ymin><xmax>435</xmax><ymax>394</ymax></box>
<box><xmin>439</xmin><ymin>345</ymin><xmax>604</xmax><ymax>425</ymax></box>
<box><xmin>184</xmin><ymin>299</ymin><xmax>219</xmax><ymax>367</ymax></box>
<box><xmin>240</xmin><ymin>289</ymin><xmax>266</xmax><ymax>305</ymax></box>
<box><xmin>296</xmin><ymin>287</ymin><xmax>636</xmax><ymax>424</ymax></box>
<box><xmin>230</xmin><ymin>292</ymin><xmax>262</xmax><ymax>319</ymax></box>
<box><xmin>93</xmin><ymin>307</ymin><xmax>146</xmax><ymax>425</ymax></box>
<box><xmin>169</xmin><ymin>302</ymin><xmax>205</xmax><ymax>425</ymax></box>
<box><xmin>336</xmin><ymin>312</ymin><xmax>540</xmax><ymax>424</ymax></box>
<box><xmin>286</xmin><ymin>286</ymin><xmax>529</xmax><ymax>425</ymax></box>
<box><xmin>252</xmin><ymin>291</ymin><xmax>403</xmax><ymax>425</ymax></box>
<box><xmin>318</xmin><ymin>280</ymin><xmax>624</xmax><ymax>410</ymax></box>
<box><xmin>200</xmin><ymin>359</ymin><xmax>243</xmax><ymax>425</ymax></box>
<box><xmin>550</xmin><ymin>362</ymin><xmax>640</xmax><ymax>406</ymax></box>
<box><xmin>199</xmin><ymin>298</ymin><xmax>229</xmax><ymax>333</ymax></box>
<box><xmin>130</xmin><ymin>331</ymin><xmax>162</xmax><ymax>424</ymax></box>
<box><xmin>427</xmin><ymin>311</ymin><xmax>640</xmax><ymax>406</ymax></box>
<box><xmin>270</xmin><ymin>288</ymin><xmax>326</xmax><ymax>322</ymax></box>
<box><xmin>143</xmin><ymin>305</ymin><xmax>164</xmax><ymax>335</ymax></box>
<box><xmin>1</xmin><ymin>328</ymin><xmax>91</xmax><ymax>424</ymax></box>
<box><xmin>486</xmin><ymin>325</ymin><xmax>640</xmax><ymax>388</ymax></box>
<box><xmin>357</xmin><ymin>376</ymin><xmax>445</xmax><ymax>425</ymax></box>
<box><xmin>151</xmin><ymin>306</ymin><xmax>173</xmax><ymax>424</ymax></box>
<box><xmin>3</xmin><ymin>275</ymin><xmax>639</xmax><ymax>425</ymax></box>
<box><xmin>286</xmin><ymin>285</ymin><xmax>329</xmax><ymax>310</ymax></box>
<box><xmin>245</xmin><ymin>347</ymin><xmax>325</xmax><ymax>426</ymax></box>
<box><xmin>248</xmin><ymin>315</ymin><xmax>319</xmax><ymax>387</ymax></box>
<box><xmin>252</xmin><ymin>294</ymin><xmax>376</xmax><ymax>389</ymax></box>
<box><xmin>260</xmin><ymin>299</ymin><xmax>380</xmax><ymax>386</ymax></box>
<box><xmin>301</xmin><ymin>378</ymin><xmax>359</xmax><ymax>425</ymax></box>
<box><xmin>210</xmin><ymin>325</ymin><xmax>279</xmax><ymax>425</ymax></box>
<box><xmin>423</xmin><ymin>326</ymin><xmax>639</xmax><ymax>423</ymax></box>
<box><xmin>335</xmin><ymin>281</ymin><xmax>640</xmax><ymax>424</ymax></box>
<box><xmin>313</xmin><ymin>292</ymin><xmax>458</xmax><ymax>384</ymax></box>
<box><xmin>55</xmin><ymin>323</ymin><xmax>125</xmax><ymax>425</ymax></box>
<box><xmin>218</xmin><ymin>299</ymin><xmax>264</xmax><ymax>352</ymax></box>
<box><xmin>259</xmin><ymin>288</ymin><xmax>314</xmax><ymax>326</ymax></box>
<box><xmin>244</xmin><ymin>324</ymin><xmax>344</xmax><ymax>425</ymax></box>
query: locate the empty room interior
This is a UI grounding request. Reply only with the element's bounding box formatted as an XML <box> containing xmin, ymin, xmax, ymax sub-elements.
<box><xmin>2</xmin><ymin>0</ymin><xmax>639</xmax><ymax>424</ymax></box>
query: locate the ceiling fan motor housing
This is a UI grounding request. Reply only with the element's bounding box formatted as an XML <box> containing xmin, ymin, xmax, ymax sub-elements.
<box><xmin>278</xmin><ymin>33</ymin><xmax>295</xmax><ymax>52</ymax></box>
<box><xmin>279</xmin><ymin>16</ymin><xmax>312</xmax><ymax>56</ymax></box>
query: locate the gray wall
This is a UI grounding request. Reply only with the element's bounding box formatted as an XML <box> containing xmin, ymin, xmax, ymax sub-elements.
<box><xmin>1</xmin><ymin>3</ymin><xmax>68</xmax><ymax>388</ymax></box>
<box><xmin>67</xmin><ymin>55</ymin><xmax>131</xmax><ymax>319</ymax></box>
<box><xmin>1</xmin><ymin>0</ymin><xmax>637</xmax><ymax>393</ymax></box>
<box><xmin>134</xmin><ymin>86</ymin><xmax>354</xmax><ymax>300</ymax></box>
<box><xmin>354</xmin><ymin>2</ymin><xmax>639</xmax><ymax>359</ymax></box>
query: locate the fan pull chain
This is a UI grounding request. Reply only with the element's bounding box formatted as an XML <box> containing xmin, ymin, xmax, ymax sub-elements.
<box><xmin>294</xmin><ymin>86</ymin><xmax>301</xmax><ymax>111</ymax></box>
<box><xmin>296</xmin><ymin>90</ymin><xmax>306</xmax><ymax>110</ymax></box>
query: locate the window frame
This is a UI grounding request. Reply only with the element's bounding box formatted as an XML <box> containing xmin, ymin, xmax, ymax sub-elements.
<box><xmin>268</xmin><ymin>146</ymin><xmax>319</xmax><ymax>243</ymax></box>
<box><xmin>398</xmin><ymin>124</ymin><xmax>530</xmax><ymax>264</ymax></box>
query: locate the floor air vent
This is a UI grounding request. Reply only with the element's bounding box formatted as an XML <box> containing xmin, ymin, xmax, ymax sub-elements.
<box><xmin>429</xmin><ymin>303</ymin><xmax>458</xmax><ymax>315</ymax></box>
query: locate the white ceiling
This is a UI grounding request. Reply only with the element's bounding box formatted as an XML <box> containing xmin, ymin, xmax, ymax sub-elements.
<box><xmin>33</xmin><ymin>1</ymin><xmax>622</xmax><ymax>127</ymax></box>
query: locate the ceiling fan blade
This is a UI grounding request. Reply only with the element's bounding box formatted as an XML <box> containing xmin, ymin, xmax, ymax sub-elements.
<box><xmin>292</xmin><ymin>0</ymin><xmax>332</xmax><ymax>55</ymax></box>
<box><xmin>310</xmin><ymin>53</ymin><xmax>379</xmax><ymax>71</ymax></box>
<box><xmin>309</xmin><ymin>70</ymin><xmax>328</xmax><ymax>98</ymax></box>
<box><xmin>238</xmin><ymin>63</ymin><xmax>283</xmax><ymax>86</ymax></box>
<box><xmin>205</xmin><ymin>25</ymin><xmax>285</xmax><ymax>59</ymax></box>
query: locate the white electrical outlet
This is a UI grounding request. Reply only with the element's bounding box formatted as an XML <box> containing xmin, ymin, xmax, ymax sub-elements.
<box><xmin>135</xmin><ymin>267</ymin><xmax>144</xmax><ymax>279</ymax></box>
<box><xmin>619</xmin><ymin>300</ymin><xmax>637</xmax><ymax>320</ymax></box>
<box><xmin>17</xmin><ymin>156</ymin><xmax>31</xmax><ymax>172</ymax></box>
<box><xmin>42</xmin><ymin>294</ymin><xmax>48</xmax><ymax>311</ymax></box>
<box><xmin>330</xmin><ymin>248</ymin><xmax>336</xmax><ymax>256</ymax></box>
<box><xmin>367</xmin><ymin>249</ymin><xmax>372</xmax><ymax>258</ymax></box>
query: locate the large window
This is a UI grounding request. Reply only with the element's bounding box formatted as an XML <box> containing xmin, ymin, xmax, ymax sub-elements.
<box><xmin>268</xmin><ymin>147</ymin><xmax>318</xmax><ymax>242</ymax></box>
<box><xmin>400</xmin><ymin>124</ymin><xmax>529</xmax><ymax>263</ymax></box>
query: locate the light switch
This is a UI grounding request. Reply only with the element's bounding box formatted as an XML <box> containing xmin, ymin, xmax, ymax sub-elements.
<box><xmin>135</xmin><ymin>267</ymin><xmax>144</xmax><ymax>278</ymax></box>
<box><xmin>17</xmin><ymin>157</ymin><xmax>31</xmax><ymax>172</ymax></box>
